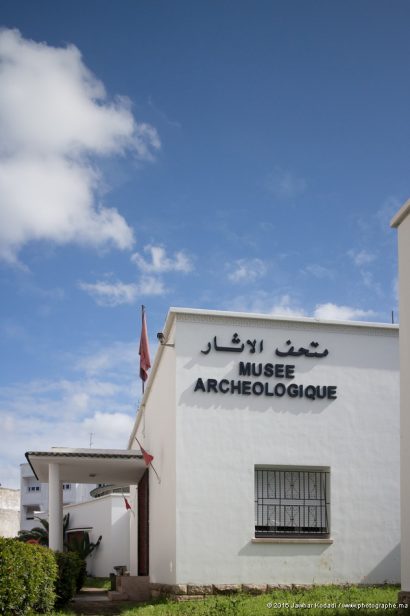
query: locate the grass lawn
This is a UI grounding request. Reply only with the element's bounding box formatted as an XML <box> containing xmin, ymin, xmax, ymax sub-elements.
<box><xmin>82</xmin><ymin>576</ymin><xmax>112</xmax><ymax>590</ymax></box>
<box><xmin>51</xmin><ymin>585</ymin><xmax>406</xmax><ymax>615</ymax></box>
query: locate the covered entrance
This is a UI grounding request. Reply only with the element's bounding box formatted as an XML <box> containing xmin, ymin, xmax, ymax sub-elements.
<box><xmin>25</xmin><ymin>448</ymin><xmax>147</xmax><ymax>554</ymax></box>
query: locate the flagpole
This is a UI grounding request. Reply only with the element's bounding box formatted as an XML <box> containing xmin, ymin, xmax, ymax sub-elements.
<box><xmin>141</xmin><ymin>305</ymin><xmax>145</xmax><ymax>396</ymax></box>
<box><xmin>139</xmin><ymin>304</ymin><xmax>150</xmax><ymax>396</ymax></box>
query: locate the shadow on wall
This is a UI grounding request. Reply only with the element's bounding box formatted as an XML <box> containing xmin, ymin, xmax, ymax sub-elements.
<box><xmin>361</xmin><ymin>543</ymin><xmax>400</xmax><ymax>585</ymax></box>
<box><xmin>238</xmin><ymin>541</ymin><xmax>331</xmax><ymax>559</ymax></box>
<box><xmin>237</xmin><ymin>542</ymin><xmax>400</xmax><ymax>585</ymax></box>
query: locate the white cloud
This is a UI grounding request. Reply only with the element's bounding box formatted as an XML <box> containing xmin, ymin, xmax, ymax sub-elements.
<box><xmin>266</xmin><ymin>167</ymin><xmax>307</xmax><ymax>199</ymax></box>
<box><xmin>228</xmin><ymin>293</ymin><xmax>376</xmax><ymax>323</ymax></box>
<box><xmin>0</xmin><ymin>29</ymin><xmax>160</xmax><ymax>263</ymax></box>
<box><xmin>75</xmin><ymin>341</ymin><xmax>139</xmax><ymax>376</ymax></box>
<box><xmin>0</xmin><ymin>408</ymin><xmax>135</xmax><ymax>488</ymax></box>
<box><xmin>81</xmin><ymin>411</ymin><xmax>134</xmax><ymax>447</ymax></box>
<box><xmin>348</xmin><ymin>249</ymin><xmax>376</xmax><ymax>267</ymax></box>
<box><xmin>227</xmin><ymin>292</ymin><xmax>305</xmax><ymax>317</ymax></box>
<box><xmin>269</xmin><ymin>294</ymin><xmax>306</xmax><ymax>317</ymax></box>
<box><xmin>0</xmin><ymin>342</ymin><xmax>140</xmax><ymax>488</ymax></box>
<box><xmin>131</xmin><ymin>244</ymin><xmax>193</xmax><ymax>274</ymax></box>
<box><xmin>227</xmin><ymin>258</ymin><xmax>267</xmax><ymax>283</ymax></box>
<box><xmin>79</xmin><ymin>276</ymin><xmax>166</xmax><ymax>307</ymax></box>
<box><xmin>313</xmin><ymin>303</ymin><xmax>376</xmax><ymax>321</ymax></box>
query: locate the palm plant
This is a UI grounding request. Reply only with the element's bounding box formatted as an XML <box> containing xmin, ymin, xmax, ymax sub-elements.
<box><xmin>18</xmin><ymin>513</ymin><xmax>71</xmax><ymax>547</ymax></box>
<box><xmin>68</xmin><ymin>531</ymin><xmax>102</xmax><ymax>559</ymax></box>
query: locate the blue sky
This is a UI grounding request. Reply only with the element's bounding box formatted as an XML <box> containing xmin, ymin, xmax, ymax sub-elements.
<box><xmin>0</xmin><ymin>1</ymin><xmax>408</xmax><ymax>488</ymax></box>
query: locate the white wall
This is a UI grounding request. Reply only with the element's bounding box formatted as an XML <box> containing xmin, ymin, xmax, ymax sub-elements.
<box><xmin>173</xmin><ymin>313</ymin><xmax>399</xmax><ymax>585</ymax></box>
<box><xmin>392</xmin><ymin>203</ymin><xmax>410</xmax><ymax>592</ymax></box>
<box><xmin>0</xmin><ymin>487</ymin><xmax>20</xmax><ymax>537</ymax></box>
<box><xmin>131</xmin><ymin>319</ymin><xmax>177</xmax><ymax>583</ymax></box>
<box><xmin>64</xmin><ymin>494</ymin><xmax>130</xmax><ymax>577</ymax></box>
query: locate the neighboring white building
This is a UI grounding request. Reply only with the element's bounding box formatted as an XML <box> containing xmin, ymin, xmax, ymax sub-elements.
<box><xmin>26</xmin><ymin>307</ymin><xmax>401</xmax><ymax>596</ymax></box>
<box><xmin>0</xmin><ymin>487</ymin><xmax>20</xmax><ymax>538</ymax></box>
<box><xmin>391</xmin><ymin>199</ymin><xmax>410</xmax><ymax>606</ymax></box>
<box><xmin>128</xmin><ymin>308</ymin><xmax>400</xmax><ymax>592</ymax></box>
<box><xmin>20</xmin><ymin>462</ymin><xmax>96</xmax><ymax>530</ymax></box>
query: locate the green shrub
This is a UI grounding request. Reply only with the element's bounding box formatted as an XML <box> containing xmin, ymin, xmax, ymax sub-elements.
<box><xmin>0</xmin><ymin>537</ymin><xmax>57</xmax><ymax>615</ymax></box>
<box><xmin>75</xmin><ymin>558</ymin><xmax>87</xmax><ymax>592</ymax></box>
<box><xmin>54</xmin><ymin>551</ymin><xmax>83</xmax><ymax>606</ymax></box>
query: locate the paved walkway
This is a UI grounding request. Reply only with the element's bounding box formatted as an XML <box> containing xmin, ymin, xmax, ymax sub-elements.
<box><xmin>70</xmin><ymin>588</ymin><xmax>140</xmax><ymax>615</ymax></box>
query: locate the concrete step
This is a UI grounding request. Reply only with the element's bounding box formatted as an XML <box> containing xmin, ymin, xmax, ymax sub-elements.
<box><xmin>107</xmin><ymin>591</ymin><xmax>128</xmax><ymax>601</ymax></box>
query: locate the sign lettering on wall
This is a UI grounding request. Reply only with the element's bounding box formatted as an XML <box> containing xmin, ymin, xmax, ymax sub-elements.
<box><xmin>194</xmin><ymin>332</ymin><xmax>337</xmax><ymax>401</ymax></box>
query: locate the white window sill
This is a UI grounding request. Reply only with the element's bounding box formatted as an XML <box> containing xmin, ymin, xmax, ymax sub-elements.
<box><xmin>252</xmin><ymin>537</ymin><xmax>333</xmax><ymax>544</ymax></box>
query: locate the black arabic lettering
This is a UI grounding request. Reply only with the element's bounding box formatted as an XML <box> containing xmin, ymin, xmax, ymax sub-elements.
<box><xmin>214</xmin><ymin>335</ymin><xmax>245</xmax><ymax>353</ymax></box>
<box><xmin>308</xmin><ymin>341</ymin><xmax>329</xmax><ymax>358</ymax></box>
<box><xmin>276</xmin><ymin>340</ymin><xmax>296</xmax><ymax>357</ymax></box>
<box><xmin>200</xmin><ymin>342</ymin><xmax>212</xmax><ymax>355</ymax></box>
<box><xmin>275</xmin><ymin>339</ymin><xmax>329</xmax><ymax>358</ymax></box>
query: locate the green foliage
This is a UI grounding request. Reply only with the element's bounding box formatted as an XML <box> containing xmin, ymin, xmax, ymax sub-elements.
<box><xmin>0</xmin><ymin>536</ymin><xmax>57</xmax><ymax>615</ymax></box>
<box><xmin>75</xmin><ymin>558</ymin><xmax>87</xmax><ymax>593</ymax></box>
<box><xmin>67</xmin><ymin>531</ymin><xmax>102</xmax><ymax>559</ymax></box>
<box><xmin>53</xmin><ymin>551</ymin><xmax>83</xmax><ymax>606</ymax></box>
<box><xmin>118</xmin><ymin>586</ymin><xmax>401</xmax><ymax>616</ymax></box>
<box><xmin>17</xmin><ymin>514</ymin><xmax>70</xmax><ymax>548</ymax></box>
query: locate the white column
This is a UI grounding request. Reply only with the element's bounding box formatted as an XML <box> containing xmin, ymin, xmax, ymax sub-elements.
<box><xmin>48</xmin><ymin>463</ymin><xmax>63</xmax><ymax>551</ymax></box>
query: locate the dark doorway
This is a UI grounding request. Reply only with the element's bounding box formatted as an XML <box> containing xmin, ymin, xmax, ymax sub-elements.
<box><xmin>137</xmin><ymin>468</ymin><xmax>149</xmax><ymax>575</ymax></box>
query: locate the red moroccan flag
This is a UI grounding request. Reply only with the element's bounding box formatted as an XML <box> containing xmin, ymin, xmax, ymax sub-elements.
<box><xmin>124</xmin><ymin>496</ymin><xmax>132</xmax><ymax>511</ymax></box>
<box><xmin>140</xmin><ymin>444</ymin><xmax>154</xmax><ymax>467</ymax></box>
<box><xmin>135</xmin><ymin>437</ymin><xmax>154</xmax><ymax>466</ymax></box>
<box><xmin>139</xmin><ymin>305</ymin><xmax>151</xmax><ymax>385</ymax></box>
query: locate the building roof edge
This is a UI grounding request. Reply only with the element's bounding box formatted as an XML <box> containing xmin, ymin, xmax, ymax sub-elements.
<box><xmin>167</xmin><ymin>307</ymin><xmax>398</xmax><ymax>331</ymax></box>
<box><xmin>391</xmin><ymin>198</ymin><xmax>410</xmax><ymax>228</ymax></box>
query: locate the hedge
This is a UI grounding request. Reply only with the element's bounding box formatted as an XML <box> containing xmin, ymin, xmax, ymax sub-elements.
<box><xmin>54</xmin><ymin>550</ymin><xmax>84</xmax><ymax>606</ymax></box>
<box><xmin>0</xmin><ymin>537</ymin><xmax>57</xmax><ymax>615</ymax></box>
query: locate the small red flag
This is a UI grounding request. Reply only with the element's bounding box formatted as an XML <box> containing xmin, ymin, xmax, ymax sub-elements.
<box><xmin>139</xmin><ymin>305</ymin><xmax>151</xmax><ymax>384</ymax></box>
<box><xmin>124</xmin><ymin>496</ymin><xmax>132</xmax><ymax>511</ymax></box>
<box><xmin>140</xmin><ymin>444</ymin><xmax>154</xmax><ymax>467</ymax></box>
<box><xmin>135</xmin><ymin>437</ymin><xmax>154</xmax><ymax>466</ymax></box>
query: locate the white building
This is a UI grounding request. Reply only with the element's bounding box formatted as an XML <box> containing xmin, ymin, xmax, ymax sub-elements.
<box><xmin>391</xmin><ymin>199</ymin><xmax>410</xmax><ymax>606</ymax></box>
<box><xmin>20</xmin><ymin>462</ymin><xmax>96</xmax><ymax>530</ymax></box>
<box><xmin>26</xmin><ymin>308</ymin><xmax>400</xmax><ymax>596</ymax></box>
<box><xmin>127</xmin><ymin>308</ymin><xmax>400</xmax><ymax>593</ymax></box>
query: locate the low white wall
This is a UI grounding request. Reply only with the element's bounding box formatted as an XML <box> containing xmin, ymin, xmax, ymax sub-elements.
<box><xmin>0</xmin><ymin>488</ymin><xmax>20</xmax><ymax>537</ymax></box>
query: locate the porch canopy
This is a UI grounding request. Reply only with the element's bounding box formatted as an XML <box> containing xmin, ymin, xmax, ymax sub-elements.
<box><xmin>25</xmin><ymin>448</ymin><xmax>146</xmax><ymax>551</ymax></box>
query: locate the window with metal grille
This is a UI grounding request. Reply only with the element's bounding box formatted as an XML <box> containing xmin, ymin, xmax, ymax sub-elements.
<box><xmin>255</xmin><ymin>467</ymin><xmax>330</xmax><ymax>537</ymax></box>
